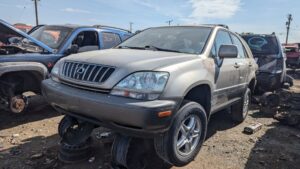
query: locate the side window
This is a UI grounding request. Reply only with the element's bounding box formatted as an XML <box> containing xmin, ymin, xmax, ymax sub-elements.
<box><xmin>215</xmin><ymin>30</ymin><xmax>233</xmax><ymax>57</ymax></box>
<box><xmin>102</xmin><ymin>32</ymin><xmax>122</xmax><ymax>49</ymax></box>
<box><xmin>71</xmin><ymin>31</ymin><xmax>99</xmax><ymax>53</ymax></box>
<box><xmin>231</xmin><ymin>34</ymin><xmax>246</xmax><ymax>58</ymax></box>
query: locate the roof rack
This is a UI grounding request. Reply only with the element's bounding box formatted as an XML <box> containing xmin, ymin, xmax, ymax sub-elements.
<box><xmin>93</xmin><ymin>25</ymin><xmax>131</xmax><ymax>33</ymax></box>
<box><xmin>240</xmin><ymin>32</ymin><xmax>254</xmax><ymax>35</ymax></box>
<box><xmin>203</xmin><ymin>24</ymin><xmax>229</xmax><ymax>29</ymax></box>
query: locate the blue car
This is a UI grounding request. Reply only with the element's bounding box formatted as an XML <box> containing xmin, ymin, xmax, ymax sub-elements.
<box><xmin>0</xmin><ymin>19</ymin><xmax>132</xmax><ymax>113</ymax></box>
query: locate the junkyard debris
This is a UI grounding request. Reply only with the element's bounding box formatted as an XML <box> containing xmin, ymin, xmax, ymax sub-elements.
<box><xmin>244</xmin><ymin>123</ymin><xmax>263</xmax><ymax>134</ymax></box>
<box><xmin>89</xmin><ymin>156</ymin><xmax>95</xmax><ymax>163</ymax></box>
<box><xmin>30</xmin><ymin>153</ymin><xmax>43</xmax><ymax>159</ymax></box>
<box><xmin>12</xmin><ymin>134</ymin><xmax>20</xmax><ymax>138</ymax></box>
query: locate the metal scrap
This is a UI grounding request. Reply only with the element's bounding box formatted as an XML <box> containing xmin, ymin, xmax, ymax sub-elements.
<box><xmin>244</xmin><ymin>123</ymin><xmax>263</xmax><ymax>134</ymax></box>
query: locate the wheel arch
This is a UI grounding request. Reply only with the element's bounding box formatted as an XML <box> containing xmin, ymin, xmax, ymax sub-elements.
<box><xmin>0</xmin><ymin>62</ymin><xmax>48</xmax><ymax>94</ymax></box>
<box><xmin>182</xmin><ymin>83</ymin><xmax>212</xmax><ymax>119</ymax></box>
<box><xmin>248</xmin><ymin>78</ymin><xmax>256</xmax><ymax>93</ymax></box>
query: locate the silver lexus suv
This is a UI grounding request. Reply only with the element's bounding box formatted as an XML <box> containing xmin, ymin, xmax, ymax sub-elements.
<box><xmin>42</xmin><ymin>25</ymin><xmax>258</xmax><ymax>167</ymax></box>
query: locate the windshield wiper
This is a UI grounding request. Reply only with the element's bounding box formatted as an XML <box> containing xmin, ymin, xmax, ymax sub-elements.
<box><xmin>118</xmin><ymin>45</ymin><xmax>183</xmax><ymax>53</ymax></box>
<box><xmin>117</xmin><ymin>46</ymin><xmax>145</xmax><ymax>50</ymax></box>
<box><xmin>144</xmin><ymin>45</ymin><xmax>182</xmax><ymax>53</ymax></box>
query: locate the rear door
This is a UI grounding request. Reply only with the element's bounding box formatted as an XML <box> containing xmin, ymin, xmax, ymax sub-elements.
<box><xmin>230</xmin><ymin>33</ymin><xmax>250</xmax><ymax>90</ymax></box>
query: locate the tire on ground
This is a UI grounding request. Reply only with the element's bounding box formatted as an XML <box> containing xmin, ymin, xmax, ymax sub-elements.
<box><xmin>154</xmin><ymin>101</ymin><xmax>207</xmax><ymax>167</ymax></box>
<box><xmin>231</xmin><ymin>88</ymin><xmax>251</xmax><ymax>123</ymax></box>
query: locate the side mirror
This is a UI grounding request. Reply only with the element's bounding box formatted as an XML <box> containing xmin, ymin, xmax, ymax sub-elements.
<box><xmin>66</xmin><ymin>44</ymin><xmax>79</xmax><ymax>55</ymax></box>
<box><xmin>218</xmin><ymin>45</ymin><xmax>238</xmax><ymax>59</ymax></box>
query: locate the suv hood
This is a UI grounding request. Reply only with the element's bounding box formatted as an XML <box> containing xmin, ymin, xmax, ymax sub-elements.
<box><xmin>66</xmin><ymin>49</ymin><xmax>198</xmax><ymax>70</ymax></box>
<box><xmin>0</xmin><ymin>19</ymin><xmax>53</xmax><ymax>53</ymax></box>
<box><xmin>61</xmin><ymin>49</ymin><xmax>198</xmax><ymax>89</ymax></box>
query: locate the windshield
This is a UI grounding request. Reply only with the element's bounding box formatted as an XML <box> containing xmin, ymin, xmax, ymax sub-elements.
<box><xmin>118</xmin><ymin>27</ymin><xmax>212</xmax><ymax>54</ymax></box>
<box><xmin>242</xmin><ymin>35</ymin><xmax>279</xmax><ymax>55</ymax></box>
<box><xmin>29</xmin><ymin>26</ymin><xmax>72</xmax><ymax>49</ymax></box>
<box><xmin>285</xmin><ymin>47</ymin><xmax>298</xmax><ymax>53</ymax></box>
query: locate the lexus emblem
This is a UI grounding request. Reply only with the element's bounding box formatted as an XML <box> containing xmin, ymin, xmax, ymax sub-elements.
<box><xmin>76</xmin><ymin>66</ymin><xmax>85</xmax><ymax>74</ymax></box>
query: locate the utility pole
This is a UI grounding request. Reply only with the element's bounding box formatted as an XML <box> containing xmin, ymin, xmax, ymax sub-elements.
<box><xmin>285</xmin><ymin>14</ymin><xmax>293</xmax><ymax>44</ymax></box>
<box><xmin>32</xmin><ymin>0</ymin><xmax>40</xmax><ymax>26</ymax></box>
<box><xmin>129</xmin><ymin>22</ymin><xmax>133</xmax><ymax>32</ymax></box>
<box><xmin>166</xmin><ymin>20</ymin><xmax>173</xmax><ymax>26</ymax></box>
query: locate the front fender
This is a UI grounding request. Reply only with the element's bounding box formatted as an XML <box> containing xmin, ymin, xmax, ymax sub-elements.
<box><xmin>0</xmin><ymin>62</ymin><xmax>48</xmax><ymax>79</ymax></box>
<box><xmin>159</xmin><ymin>58</ymin><xmax>215</xmax><ymax>98</ymax></box>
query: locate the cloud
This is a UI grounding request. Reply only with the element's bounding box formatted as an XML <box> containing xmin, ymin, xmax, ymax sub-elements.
<box><xmin>61</xmin><ymin>8</ymin><xmax>91</xmax><ymax>14</ymax></box>
<box><xmin>133</xmin><ymin>0</ymin><xmax>160</xmax><ymax>11</ymax></box>
<box><xmin>187</xmin><ymin>0</ymin><xmax>241</xmax><ymax>21</ymax></box>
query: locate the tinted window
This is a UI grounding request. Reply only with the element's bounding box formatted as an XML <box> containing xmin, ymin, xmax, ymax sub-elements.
<box><xmin>70</xmin><ymin>31</ymin><xmax>99</xmax><ymax>52</ymax></box>
<box><xmin>231</xmin><ymin>34</ymin><xmax>246</xmax><ymax>58</ymax></box>
<box><xmin>102</xmin><ymin>32</ymin><xmax>121</xmax><ymax>49</ymax></box>
<box><xmin>242</xmin><ymin>35</ymin><xmax>279</xmax><ymax>55</ymax></box>
<box><xmin>119</xmin><ymin>27</ymin><xmax>212</xmax><ymax>55</ymax></box>
<box><xmin>215</xmin><ymin>30</ymin><xmax>233</xmax><ymax>57</ymax></box>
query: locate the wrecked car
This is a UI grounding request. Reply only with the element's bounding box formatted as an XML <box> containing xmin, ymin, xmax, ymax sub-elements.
<box><xmin>241</xmin><ymin>33</ymin><xmax>288</xmax><ymax>93</ymax></box>
<box><xmin>283</xmin><ymin>43</ymin><xmax>300</xmax><ymax>69</ymax></box>
<box><xmin>0</xmin><ymin>19</ymin><xmax>132</xmax><ymax>113</ymax></box>
<box><xmin>42</xmin><ymin>25</ymin><xmax>258</xmax><ymax>167</ymax></box>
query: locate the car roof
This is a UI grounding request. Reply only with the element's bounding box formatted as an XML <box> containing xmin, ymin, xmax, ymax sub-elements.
<box><xmin>240</xmin><ymin>33</ymin><xmax>277</xmax><ymax>37</ymax></box>
<box><xmin>147</xmin><ymin>24</ymin><xmax>229</xmax><ymax>29</ymax></box>
<box><xmin>40</xmin><ymin>24</ymin><xmax>131</xmax><ymax>34</ymax></box>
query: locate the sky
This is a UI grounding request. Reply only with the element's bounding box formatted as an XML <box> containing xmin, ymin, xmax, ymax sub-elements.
<box><xmin>1</xmin><ymin>0</ymin><xmax>300</xmax><ymax>43</ymax></box>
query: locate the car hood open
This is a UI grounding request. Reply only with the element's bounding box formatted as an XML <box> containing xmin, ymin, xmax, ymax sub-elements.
<box><xmin>0</xmin><ymin>19</ymin><xmax>54</xmax><ymax>53</ymax></box>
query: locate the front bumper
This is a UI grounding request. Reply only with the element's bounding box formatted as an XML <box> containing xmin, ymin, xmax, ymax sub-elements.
<box><xmin>42</xmin><ymin>79</ymin><xmax>179</xmax><ymax>137</ymax></box>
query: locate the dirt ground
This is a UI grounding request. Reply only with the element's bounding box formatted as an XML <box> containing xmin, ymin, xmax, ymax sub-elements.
<box><xmin>1</xmin><ymin>71</ymin><xmax>300</xmax><ymax>169</ymax></box>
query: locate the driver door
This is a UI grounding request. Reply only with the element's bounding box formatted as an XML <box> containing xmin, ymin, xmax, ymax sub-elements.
<box><xmin>212</xmin><ymin>30</ymin><xmax>240</xmax><ymax>106</ymax></box>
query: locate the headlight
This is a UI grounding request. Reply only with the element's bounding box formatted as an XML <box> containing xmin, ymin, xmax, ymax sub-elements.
<box><xmin>51</xmin><ymin>60</ymin><xmax>63</xmax><ymax>82</ymax></box>
<box><xmin>110</xmin><ymin>72</ymin><xmax>169</xmax><ymax>100</ymax></box>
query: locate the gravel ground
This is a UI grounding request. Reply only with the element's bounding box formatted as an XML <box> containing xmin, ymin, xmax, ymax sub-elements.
<box><xmin>0</xmin><ymin>72</ymin><xmax>300</xmax><ymax>169</ymax></box>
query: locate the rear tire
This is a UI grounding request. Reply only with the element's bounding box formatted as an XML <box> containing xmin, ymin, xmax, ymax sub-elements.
<box><xmin>231</xmin><ymin>88</ymin><xmax>251</xmax><ymax>123</ymax></box>
<box><xmin>154</xmin><ymin>101</ymin><xmax>207</xmax><ymax>167</ymax></box>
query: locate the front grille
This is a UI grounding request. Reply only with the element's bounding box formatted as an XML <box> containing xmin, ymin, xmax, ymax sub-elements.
<box><xmin>61</xmin><ymin>61</ymin><xmax>115</xmax><ymax>83</ymax></box>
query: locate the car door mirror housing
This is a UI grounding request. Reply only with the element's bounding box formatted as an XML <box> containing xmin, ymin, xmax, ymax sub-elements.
<box><xmin>218</xmin><ymin>45</ymin><xmax>238</xmax><ymax>59</ymax></box>
<box><xmin>65</xmin><ymin>44</ymin><xmax>79</xmax><ymax>55</ymax></box>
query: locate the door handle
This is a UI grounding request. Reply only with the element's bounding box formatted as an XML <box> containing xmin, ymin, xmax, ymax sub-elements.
<box><xmin>249</xmin><ymin>63</ymin><xmax>253</xmax><ymax>67</ymax></box>
<box><xmin>234</xmin><ymin>63</ymin><xmax>240</xmax><ymax>68</ymax></box>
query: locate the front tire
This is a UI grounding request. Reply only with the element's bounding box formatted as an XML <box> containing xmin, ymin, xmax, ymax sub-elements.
<box><xmin>231</xmin><ymin>88</ymin><xmax>251</xmax><ymax>123</ymax></box>
<box><xmin>154</xmin><ymin>101</ymin><xmax>207</xmax><ymax>167</ymax></box>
